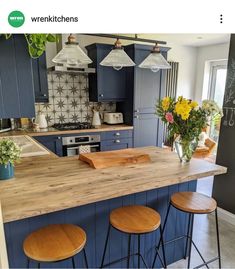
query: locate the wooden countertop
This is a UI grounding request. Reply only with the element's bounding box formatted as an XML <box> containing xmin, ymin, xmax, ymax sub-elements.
<box><xmin>0</xmin><ymin>124</ymin><xmax>133</xmax><ymax>137</ymax></box>
<box><xmin>0</xmin><ymin>147</ymin><xmax>226</xmax><ymax>223</ymax></box>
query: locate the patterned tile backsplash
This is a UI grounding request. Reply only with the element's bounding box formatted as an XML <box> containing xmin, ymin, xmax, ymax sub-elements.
<box><xmin>35</xmin><ymin>73</ymin><xmax>116</xmax><ymax>126</ymax></box>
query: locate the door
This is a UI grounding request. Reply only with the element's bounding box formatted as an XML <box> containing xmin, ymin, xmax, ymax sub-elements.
<box><xmin>208</xmin><ymin>61</ymin><xmax>227</xmax><ymax>143</ymax></box>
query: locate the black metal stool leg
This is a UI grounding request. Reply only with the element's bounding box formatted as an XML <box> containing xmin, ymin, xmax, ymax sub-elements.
<box><xmin>83</xmin><ymin>249</ymin><xmax>89</xmax><ymax>268</ymax></box>
<box><xmin>184</xmin><ymin>213</ymin><xmax>192</xmax><ymax>259</ymax></box>
<box><xmin>38</xmin><ymin>263</ymin><xmax>40</xmax><ymax>269</ymax></box>
<box><xmin>100</xmin><ymin>224</ymin><xmax>111</xmax><ymax>268</ymax></box>
<box><xmin>160</xmin><ymin>224</ymin><xmax>167</xmax><ymax>268</ymax></box>
<box><xmin>215</xmin><ymin>208</ymin><xmax>221</xmax><ymax>269</ymax></box>
<box><xmin>127</xmin><ymin>234</ymin><xmax>132</xmax><ymax>269</ymax></box>
<box><xmin>152</xmin><ymin>203</ymin><xmax>171</xmax><ymax>268</ymax></box>
<box><xmin>138</xmin><ymin>234</ymin><xmax>141</xmax><ymax>268</ymax></box>
<box><xmin>72</xmin><ymin>256</ymin><xmax>76</xmax><ymax>269</ymax></box>
<box><xmin>26</xmin><ymin>258</ymin><xmax>30</xmax><ymax>269</ymax></box>
<box><xmin>187</xmin><ymin>214</ymin><xmax>194</xmax><ymax>269</ymax></box>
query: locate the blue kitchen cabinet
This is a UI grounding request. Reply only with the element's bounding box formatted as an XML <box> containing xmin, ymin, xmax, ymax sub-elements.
<box><xmin>86</xmin><ymin>43</ymin><xmax>126</xmax><ymax>102</ymax></box>
<box><xmin>117</xmin><ymin>44</ymin><xmax>170</xmax><ymax>147</ymax></box>
<box><xmin>0</xmin><ymin>34</ymin><xmax>36</xmax><ymax>118</ymax></box>
<box><xmin>101</xmin><ymin>130</ymin><xmax>133</xmax><ymax>151</ymax></box>
<box><xmin>32</xmin><ymin>52</ymin><xmax>49</xmax><ymax>103</ymax></box>
<box><xmin>32</xmin><ymin>135</ymin><xmax>63</xmax><ymax>156</ymax></box>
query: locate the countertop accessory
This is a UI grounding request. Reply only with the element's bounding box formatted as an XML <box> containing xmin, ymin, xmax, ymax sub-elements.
<box><xmin>100</xmin><ymin>39</ymin><xmax>135</xmax><ymax>70</ymax></box>
<box><xmin>92</xmin><ymin>110</ymin><xmax>101</xmax><ymax>127</ymax></box>
<box><xmin>0</xmin><ymin>119</ymin><xmax>11</xmax><ymax>133</ymax></box>
<box><xmin>0</xmin><ymin>138</ymin><xmax>21</xmax><ymax>180</ymax></box>
<box><xmin>35</xmin><ymin>113</ymin><xmax>48</xmax><ymax>129</ymax></box>
<box><xmin>52</xmin><ymin>34</ymin><xmax>92</xmax><ymax>67</ymax></box>
<box><xmin>79</xmin><ymin>148</ymin><xmax>151</xmax><ymax>169</ymax></box>
<box><xmin>103</xmin><ymin>112</ymin><xmax>123</xmax><ymax>124</ymax></box>
<box><xmin>139</xmin><ymin>43</ymin><xmax>171</xmax><ymax>73</ymax></box>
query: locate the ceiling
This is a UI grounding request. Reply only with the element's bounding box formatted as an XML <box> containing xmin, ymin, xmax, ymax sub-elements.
<box><xmin>121</xmin><ymin>34</ymin><xmax>230</xmax><ymax>47</ymax></box>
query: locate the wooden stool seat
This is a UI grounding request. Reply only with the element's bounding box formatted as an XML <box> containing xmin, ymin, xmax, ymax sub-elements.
<box><xmin>110</xmin><ymin>205</ymin><xmax>161</xmax><ymax>234</ymax></box>
<box><xmin>23</xmin><ymin>224</ymin><xmax>86</xmax><ymax>263</ymax></box>
<box><xmin>171</xmin><ymin>192</ymin><xmax>217</xmax><ymax>214</ymax></box>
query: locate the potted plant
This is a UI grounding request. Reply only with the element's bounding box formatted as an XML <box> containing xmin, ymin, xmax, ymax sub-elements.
<box><xmin>156</xmin><ymin>96</ymin><xmax>220</xmax><ymax>163</ymax></box>
<box><xmin>0</xmin><ymin>139</ymin><xmax>21</xmax><ymax>180</ymax></box>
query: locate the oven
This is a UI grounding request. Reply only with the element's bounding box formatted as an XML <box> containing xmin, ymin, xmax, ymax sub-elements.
<box><xmin>62</xmin><ymin>135</ymin><xmax>101</xmax><ymax>156</ymax></box>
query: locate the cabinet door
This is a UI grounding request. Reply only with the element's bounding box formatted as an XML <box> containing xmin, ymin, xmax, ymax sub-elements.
<box><xmin>0</xmin><ymin>35</ymin><xmax>35</xmax><ymax>118</ymax></box>
<box><xmin>33</xmin><ymin>135</ymin><xmax>62</xmax><ymax>156</ymax></box>
<box><xmin>86</xmin><ymin>44</ymin><xmax>126</xmax><ymax>102</ymax></box>
<box><xmin>33</xmin><ymin>52</ymin><xmax>49</xmax><ymax>103</ymax></box>
<box><xmin>101</xmin><ymin>137</ymin><xmax>133</xmax><ymax>151</ymax></box>
<box><xmin>134</xmin><ymin>114</ymin><xmax>160</xmax><ymax>147</ymax></box>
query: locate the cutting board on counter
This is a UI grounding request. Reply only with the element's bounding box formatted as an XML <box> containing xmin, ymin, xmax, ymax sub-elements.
<box><xmin>79</xmin><ymin>148</ymin><xmax>151</xmax><ymax>169</ymax></box>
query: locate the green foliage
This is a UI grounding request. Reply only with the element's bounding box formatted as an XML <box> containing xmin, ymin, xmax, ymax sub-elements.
<box><xmin>1</xmin><ymin>34</ymin><xmax>58</xmax><ymax>59</ymax></box>
<box><xmin>0</xmin><ymin>139</ymin><xmax>21</xmax><ymax>166</ymax></box>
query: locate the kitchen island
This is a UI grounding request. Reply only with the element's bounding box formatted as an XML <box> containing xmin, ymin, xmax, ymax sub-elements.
<box><xmin>0</xmin><ymin>147</ymin><xmax>226</xmax><ymax>268</ymax></box>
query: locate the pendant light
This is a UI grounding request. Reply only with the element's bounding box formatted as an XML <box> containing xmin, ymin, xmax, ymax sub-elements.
<box><xmin>139</xmin><ymin>43</ymin><xmax>171</xmax><ymax>72</ymax></box>
<box><xmin>100</xmin><ymin>39</ymin><xmax>135</xmax><ymax>70</ymax></box>
<box><xmin>52</xmin><ymin>34</ymin><xmax>92</xmax><ymax>67</ymax></box>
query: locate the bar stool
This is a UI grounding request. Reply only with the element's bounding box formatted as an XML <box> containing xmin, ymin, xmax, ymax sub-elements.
<box><xmin>23</xmin><ymin>224</ymin><xmax>88</xmax><ymax>268</ymax></box>
<box><xmin>152</xmin><ymin>192</ymin><xmax>221</xmax><ymax>269</ymax></box>
<box><xmin>100</xmin><ymin>205</ymin><xmax>166</xmax><ymax>268</ymax></box>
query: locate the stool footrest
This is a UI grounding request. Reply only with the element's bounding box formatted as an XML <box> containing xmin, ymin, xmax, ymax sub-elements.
<box><xmin>193</xmin><ymin>257</ymin><xmax>220</xmax><ymax>269</ymax></box>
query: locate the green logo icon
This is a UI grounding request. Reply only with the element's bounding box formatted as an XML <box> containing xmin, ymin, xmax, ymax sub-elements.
<box><xmin>8</xmin><ymin>11</ymin><xmax>25</xmax><ymax>28</ymax></box>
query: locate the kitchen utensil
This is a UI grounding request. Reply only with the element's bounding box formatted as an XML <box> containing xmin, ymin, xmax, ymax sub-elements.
<box><xmin>223</xmin><ymin>108</ymin><xmax>228</xmax><ymax>126</ymax></box>
<box><xmin>35</xmin><ymin>114</ymin><xmax>48</xmax><ymax>129</ymax></box>
<box><xmin>229</xmin><ymin>109</ymin><xmax>235</xmax><ymax>126</ymax></box>
<box><xmin>103</xmin><ymin>112</ymin><xmax>124</xmax><ymax>124</ymax></box>
<box><xmin>79</xmin><ymin>148</ymin><xmax>151</xmax><ymax>169</ymax></box>
<box><xmin>92</xmin><ymin>110</ymin><xmax>101</xmax><ymax>127</ymax></box>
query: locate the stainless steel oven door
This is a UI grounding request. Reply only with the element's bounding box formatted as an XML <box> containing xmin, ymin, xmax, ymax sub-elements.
<box><xmin>66</xmin><ymin>144</ymin><xmax>100</xmax><ymax>156</ymax></box>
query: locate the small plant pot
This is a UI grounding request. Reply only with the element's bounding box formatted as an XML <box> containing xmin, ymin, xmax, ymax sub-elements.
<box><xmin>0</xmin><ymin>163</ymin><xmax>14</xmax><ymax>180</ymax></box>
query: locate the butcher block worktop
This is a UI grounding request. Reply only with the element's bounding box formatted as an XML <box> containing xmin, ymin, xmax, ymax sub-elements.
<box><xmin>0</xmin><ymin>147</ymin><xmax>226</xmax><ymax>223</ymax></box>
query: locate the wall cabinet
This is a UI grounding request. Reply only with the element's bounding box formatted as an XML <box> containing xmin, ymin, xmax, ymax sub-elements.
<box><xmin>0</xmin><ymin>35</ymin><xmax>36</xmax><ymax>119</ymax></box>
<box><xmin>33</xmin><ymin>52</ymin><xmax>49</xmax><ymax>103</ymax></box>
<box><xmin>86</xmin><ymin>43</ymin><xmax>126</xmax><ymax>102</ymax></box>
<box><xmin>33</xmin><ymin>135</ymin><xmax>63</xmax><ymax>156</ymax></box>
<box><xmin>117</xmin><ymin>44</ymin><xmax>170</xmax><ymax>148</ymax></box>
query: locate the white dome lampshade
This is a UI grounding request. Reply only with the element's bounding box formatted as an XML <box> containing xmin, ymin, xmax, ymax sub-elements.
<box><xmin>139</xmin><ymin>43</ymin><xmax>171</xmax><ymax>72</ymax></box>
<box><xmin>100</xmin><ymin>39</ymin><xmax>135</xmax><ymax>70</ymax></box>
<box><xmin>52</xmin><ymin>34</ymin><xmax>92</xmax><ymax>67</ymax></box>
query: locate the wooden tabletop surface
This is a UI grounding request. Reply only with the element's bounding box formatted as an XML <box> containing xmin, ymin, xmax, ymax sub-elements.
<box><xmin>0</xmin><ymin>147</ymin><xmax>227</xmax><ymax>223</ymax></box>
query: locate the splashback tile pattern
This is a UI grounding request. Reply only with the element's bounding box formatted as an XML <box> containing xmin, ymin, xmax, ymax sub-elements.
<box><xmin>35</xmin><ymin>73</ymin><xmax>116</xmax><ymax>126</ymax></box>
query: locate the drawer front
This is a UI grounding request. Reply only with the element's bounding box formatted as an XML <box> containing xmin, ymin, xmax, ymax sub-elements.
<box><xmin>101</xmin><ymin>137</ymin><xmax>133</xmax><ymax>151</ymax></box>
<box><xmin>102</xmin><ymin>130</ymin><xmax>133</xmax><ymax>140</ymax></box>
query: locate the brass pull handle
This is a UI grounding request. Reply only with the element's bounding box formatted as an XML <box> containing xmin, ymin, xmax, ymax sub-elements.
<box><xmin>115</xmin><ymin>132</ymin><xmax>120</xmax><ymax>136</ymax></box>
<box><xmin>115</xmin><ymin>139</ymin><xmax>120</xmax><ymax>143</ymax></box>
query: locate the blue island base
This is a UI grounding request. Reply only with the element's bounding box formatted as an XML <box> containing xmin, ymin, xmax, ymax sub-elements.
<box><xmin>4</xmin><ymin>181</ymin><xmax>197</xmax><ymax>268</ymax></box>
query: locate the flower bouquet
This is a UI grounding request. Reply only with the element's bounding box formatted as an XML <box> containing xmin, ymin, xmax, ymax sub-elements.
<box><xmin>156</xmin><ymin>96</ymin><xmax>208</xmax><ymax>162</ymax></box>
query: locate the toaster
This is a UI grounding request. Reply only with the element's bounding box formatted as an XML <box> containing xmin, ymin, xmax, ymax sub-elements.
<box><xmin>103</xmin><ymin>113</ymin><xmax>124</xmax><ymax>124</ymax></box>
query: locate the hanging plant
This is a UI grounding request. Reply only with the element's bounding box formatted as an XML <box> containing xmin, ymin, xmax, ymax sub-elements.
<box><xmin>1</xmin><ymin>34</ymin><xmax>58</xmax><ymax>58</ymax></box>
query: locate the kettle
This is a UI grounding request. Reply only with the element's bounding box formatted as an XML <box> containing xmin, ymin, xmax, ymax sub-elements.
<box><xmin>35</xmin><ymin>113</ymin><xmax>48</xmax><ymax>129</ymax></box>
<box><xmin>92</xmin><ymin>110</ymin><xmax>101</xmax><ymax>127</ymax></box>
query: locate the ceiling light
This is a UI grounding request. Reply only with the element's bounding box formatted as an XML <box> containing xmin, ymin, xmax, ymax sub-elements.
<box><xmin>139</xmin><ymin>43</ymin><xmax>171</xmax><ymax>73</ymax></box>
<box><xmin>100</xmin><ymin>39</ymin><xmax>135</xmax><ymax>70</ymax></box>
<box><xmin>52</xmin><ymin>34</ymin><xmax>92</xmax><ymax>67</ymax></box>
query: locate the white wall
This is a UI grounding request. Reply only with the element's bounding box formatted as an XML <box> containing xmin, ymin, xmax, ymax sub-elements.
<box><xmin>194</xmin><ymin>42</ymin><xmax>230</xmax><ymax>102</ymax></box>
<box><xmin>46</xmin><ymin>34</ymin><xmax>198</xmax><ymax>100</ymax></box>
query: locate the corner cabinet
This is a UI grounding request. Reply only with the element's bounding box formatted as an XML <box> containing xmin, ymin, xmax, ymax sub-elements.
<box><xmin>33</xmin><ymin>52</ymin><xmax>49</xmax><ymax>103</ymax></box>
<box><xmin>86</xmin><ymin>43</ymin><xmax>126</xmax><ymax>102</ymax></box>
<box><xmin>0</xmin><ymin>35</ymin><xmax>36</xmax><ymax>119</ymax></box>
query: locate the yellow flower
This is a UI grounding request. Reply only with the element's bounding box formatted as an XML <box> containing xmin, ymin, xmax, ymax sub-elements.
<box><xmin>162</xmin><ymin>97</ymin><xmax>170</xmax><ymax>111</ymax></box>
<box><xmin>190</xmin><ymin>101</ymin><xmax>198</xmax><ymax>109</ymax></box>
<box><xmin>175</xmin><ymin>98</ymin><xmax>192</xmax><ymax>120</ymax></box>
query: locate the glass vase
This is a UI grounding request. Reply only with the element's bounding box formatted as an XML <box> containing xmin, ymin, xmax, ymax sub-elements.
<box><xmin>0</xmin><ymin>163</ymin><xmax>14</xmax><ymax>180</ymax></box>
<box><xmin>174</xmin><ymin>138</ymin><xmax>198</xmax><ymax>163</ymax></box>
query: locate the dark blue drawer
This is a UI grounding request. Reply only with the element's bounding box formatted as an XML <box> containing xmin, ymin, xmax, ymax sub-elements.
<box><xmin>101</xmin><ymin>130</ymin><xmax>133</xmax><ymax>140</ymax></box>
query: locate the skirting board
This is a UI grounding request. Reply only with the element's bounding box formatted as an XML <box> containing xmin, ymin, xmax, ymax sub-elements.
<box><xmin>217</xmin><ymin>207</ymin><xmax>235</xmax><ymax>226</ymax></box>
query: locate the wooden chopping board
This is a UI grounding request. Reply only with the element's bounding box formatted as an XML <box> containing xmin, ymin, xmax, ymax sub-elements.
<box><xmin>79</xmin><ymin>148</ymin><xmax>151</xmax><ymax>169</ymax></box>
